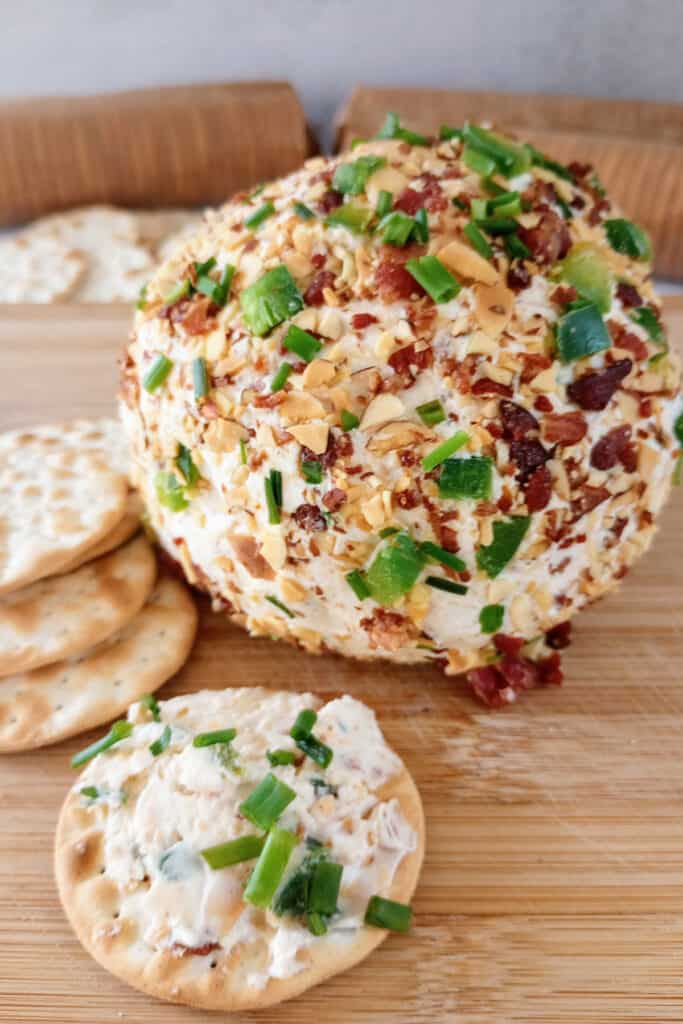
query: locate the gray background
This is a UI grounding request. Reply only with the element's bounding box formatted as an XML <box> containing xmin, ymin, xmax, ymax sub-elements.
<box><xmin>2</xmin><ymin>0</ymin><xmax>682</xmax><ymax>145</ymax></box>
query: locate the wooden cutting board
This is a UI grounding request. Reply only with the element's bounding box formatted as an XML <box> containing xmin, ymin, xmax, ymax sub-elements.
<box><xmin>1</xmin><ymin>301</ymin><xmax>682</xmax><ymax>1023</ymax></box>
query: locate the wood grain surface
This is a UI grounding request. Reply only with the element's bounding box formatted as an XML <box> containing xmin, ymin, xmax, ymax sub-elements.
<box><xmin>0</xmin><ymin>82</ymin><xmax>315</xmax><ymax>226</ymax></box>
<box><xmin>335</xmin><ymin>87</ymin><xmax>683</xmax><ymax>281</ymax></box>
<box><xmin>0</xmin><ymin>301</ymin><xmax>682</xmax><ymax>1023</ymax></box>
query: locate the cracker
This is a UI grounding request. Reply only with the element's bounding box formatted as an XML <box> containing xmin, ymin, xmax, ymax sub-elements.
<box><xmin>0</xmin><ymin>426</ymin><xmax>128</xmax><ymax>595</ymax></box>
<box><xmin>28</xmin><ymin>417</ymin><xmax>132</xmax><ymax>480</ymax></box>
<box><xmin>54</xmin><ymin>689</ymin><xmax>424</xmax><ymax>1010</ymax></box>
<box><xmin>0</xmin><ymin>234</ymin><xmax>85</xmax><ymax>302</ymax></box>
<box><xmin>0</xmin><ymin>574</ymin><xmax>197</xmax><ymax>752</ymax></box>
<box><xmin>57</xmin><ymin>494</ymin><xmax>142</xmax><ymax>575</ymax></box>
<box><xmin>0</xmin><ymin>534</ymin><xmax>157</xmax><ymax>677</ymax></box>
<box><xmin>136</xmin><ymin>210</ymin><xmax>202</xmax><ymax>257</ymax></box>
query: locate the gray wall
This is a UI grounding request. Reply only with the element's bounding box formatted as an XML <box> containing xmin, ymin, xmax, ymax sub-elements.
<box><xmin>2</xmin><ymin>0</ymin><xmax>682</xmax><ymax>146</ymax></box>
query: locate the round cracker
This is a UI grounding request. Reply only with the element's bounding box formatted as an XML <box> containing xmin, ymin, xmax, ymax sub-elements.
<box><xmin>0</xmin><ymin>574</ymin><xmax>197</xmax><ymax>752</ymax></box>
<box><xmin>0</xmin><ymin>534</ymin><xmax>157</xmax><ymax>677</ymax></box>
<box><xmin>57</xmin><ymin>494</ymin><xmax>142</xmax><ymax>575</ymax></box>
<box><xmin>0</xmin><ymin>234</ymin><xmax>85</xmax><ymax>302</ymax></box>
<box><xmin>54</xmin><ymin>689</ymin><xmax>424</xmax><ymax>1011</ymax></box>
<box><xmin>0</xmin><ymin>427</ymin><xmax>128</xmax><ymax>595</ymax></box>
<box><xmin>20</xmin><ymin>418</ymin><xmax>131</xmax><ymax>480</ymax></box>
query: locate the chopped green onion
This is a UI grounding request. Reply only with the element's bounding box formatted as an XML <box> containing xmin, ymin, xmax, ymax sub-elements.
<box><xmin>266</xmin><ymin>595</ymin><xmax>294</xmax><ymax>618</ymax></box>
<box><xmin>476</xmin><ymin>516</ymin><xmax>531</xmax><ymax>578</ymax></box>
<box><xmin>245</xmin><ymin>200</ymin><xmax>276</xmax><ymax>230</ymax></box>
<box><xmin>163</xmin><ymin>279</ymin><xmax>191</xmax><ymax>305</ymax></box>
<box><xmin>526</xmin><ymin>144</ymin><xmax>574</xmax><ymax>183</ymax></box>
<box><xmin>283</xmin><ymin>324</ymin><xmax>323</xmax><ymax>363</ymax></box>
<box><xmin>296</xmin><ymin>734</ymin><xmax>333</xmax><ymax>768</ymax></box>
<box><xmin>505</xmin><ymin>233</ymin><xmax>531</xmax><ymax>260</ymax></box>
<box><xmin>376</xmin><ymin>190</ymin><xmax>393</xmax><ymax>219</ymax></box>
<box><xmin>463</xmin><ymin>145</ymin><xmax>496</xmax><ymax>177</ymax></box>
<box><xmin>143</xmin><ymin>353</ymin><xmax>173</xmax><ymax>393</ymax></box>
<box><xmin>674</xmin><ymin>454</ymin><xmax>683</xmax><ymax>486</ymax></box>
<box><xmin>340</xmin><ymin>408</ymin><xmax>360</xmax><ymax>431</ymax></box>
<box><xmin>364</xmin><ymin>895</ymin><xmax>413</xmax><ymax>932</ymax></box>
<box><xmin>438</xmin><ymin>455</ymin><xmax>493</xmax><ymax>500</ymax></box>
<box><xmin>267</xmin><ymin>749</ymin><xmax>297</xmax><ymax>767</ymax></box>
<box><xmin>480</xmin><ymin>603</ymin><xmax>505</xmax><ymax>634</ymax></box>
<box><xmin>464</xmin><ymin>221</ymin><xmax>493</xmax><ymax>260</ymax></box>
<box><xmin>406</xmin><ymin>254</ymin><xmax>460</xmax><ymax>304</ymax></box>
<box><xmin>452</xmin><ymin>197</ymin><xmax>468</xmax><ymax>211</ymax></box>
<box><xmin>307</xmin><ymin>911</ymin><xmax>328</xmax><ymax>936</ymax></box>
<box><xmin>462</xmin><ymin>123</ymin><xmax>531</xmax><ymax>178</ymax></box>
<box><xmin>192</xmin><ymin>356</ymin><xmax>209</xmax><ymax>400</ymax></box>
<box><xmin>419</xmin><ymin>541</ymin><xmax>466</xmax><ymax>573</ymax></box>
<box><xmin>244</xmin><ymin>827</ymin><xmax>299</xmax><ymax>908</ymax></box>
<box><xmin>488</xmin><ymin>189</ymin><xmax>521</xmax><ymax>212</ymax></box>
<box><xmin>214</xmin><ymin>264</ymin><xmax>235</xmax><ymax>306</ymax></box>
<box><xmin>365</xmin><ymin>531</ymin><xmax>425</xmax><ymax>607</ymax></box>
<box><xmin>239</xmin><ymin>773</ymin><xmax>296</xmax><ymax>831</ymax></box>
<box><xmin>301</xmin><ymin>459</ymin><xmax>323</xmax><ymax>484</ymax></box>
<box><xmin>264</xmin><ymin>469</ymin><xmax>282</xmax><ymax>524</ymax></box>
<box><xmin>482</xmin><ymin>178</ymin><xmax>507</xmax><ymax>197</ymax></box>
<box><xmin>629</xmin><ymin>306</ymin><xmax>664</xmax><ymax>343</ymax></box>
<box><xmin>201</xmin><ymin>834</ymin><xmax>265</xmax><ymax>869</ymax></box>
<box><xmin>416</xmin><ymin>399</ymin><xmax>446</xmax><ymax>427</ymax></box>
<box><xmin>293</xmin><ymin>201</ymin><xmax>315</xmax><ymax>221</ymax></box>
<box><xmin>239</xmin><ymin>438</ymin><xmax>248</xmax><ymax>465</ymax></box>
<box><xmin>332</xmin><ymin>156</ymin><xmax>386</xmax><ymax>195</ymax></box>
<box><xmin>71</xmin><ymin>720</ymin><xmax>133</xmax><ymax>768</ymax></box>
<box><xmin>560</xmin><ymin>243</ymin><xmax>613</xmax><ymax>314</ymax></box>
<box><xmin>140</xmin><ymin>693</ymin><xmax>161</xmax><ymax>722</ymax></box>
<box><xmin>290</xmin><ymin>709</ymin><xmax>317</xmax><ymax>740</ymax></box>
<box><xmin>195</xmin><ymin>257</ymin><xmax>217</xmax><ymax>276</ymax></box>
<box><xmin>378</xmin><ymin>526</ymin><xmax>399</xmax><ymax>538</ymax></box>
<box><xmin>439</xmin><ymin>124</ymin><xmax>463</xmax><ymax>141</ymax></box>
<box><xmin>674</xmin><ymin>412</ymin><xmax>683</xmax><ymax>446</ymax></box>
<box><xmin>413</xmin><ymin>208</ymin><xmax>429</xmax><ymax>243</ymax></box>
<box><xmin>470</xmin><ymin>197</ymin><xmax>489</xmax><ymax>221</ymax></box>
<box><xmin>325</xmin><ymin>203</ymin><xmax>374</xmax><ymax>233</ymax></box>
<box><xmin>136</xmin><ymin>283</ymin><xmax>148</xmax><ymax>310</ymax></box>
<box><xmin>309</xmin><ymin>860</ymin><xmax>343</xmax><ymax>916</ymax></box>
<box><xmin>155</xmin><ymin>471</ymin><xmax>189</xmax><ymax>512</ymax></box>
<box><xmin>555</xmin><ymin>302</ymin><xmax>611</xmax><ymax>363</ymax></box>
<box><xmin>271</xmin><ymin>362</ymin><xmax>293</xmax><ymax>392</ymax></box>
<box><xmin>475</xmin><ymin>216</ymin><xmax>518</xmax><ymax>235</ymax></box>
<box><xmin>241</xmin><ymin>265</ymin><xmax>303</xmax><ymax>336</ymax></box>
<box><xmin>379</xmin><ymin>210</ymin><xmax>416</xmax><ymax>247</ymax></box>
<box><xmin>421</xmin><ymin>430</ymin><xmax>468</xmax><ymax>472</ymax></box>
<box><xmin>346</xmin><ymin>569</ymin><xmax>371</xmax><ymax>600</ymax></box>
<box><xmin>149</xmin><ymin>724</ymin><xmax>172</xmax><ymax>757</ymax></box>
<box><xmin>175</xmin><ymin>443</ymin><xmax>199</xmax><ymax>486</ymax></box>
<box><xmin>80</xmin><ymin>785</ymin><xmax>100</xmax><ymax>800</ymax></box>
<box><xmin>605</xmin><ymin>218</ymin><xmax>651</xmax><ymax>261</ymax></box>
<box><xmin>425</xmin><ymin>575</ymin><xmax>468</xmax><ymax>595</ymax></box>
<box><xmin>376</xmin><ymin>111</ymin><xmax>429</xmax><ymax>147</ymax></box>
<box><xmin>193</xmin><ymin>729</ymin><xmax>237</xmax><ymax>748</ymax></box>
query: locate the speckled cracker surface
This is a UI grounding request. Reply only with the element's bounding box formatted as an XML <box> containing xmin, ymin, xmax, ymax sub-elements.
<box><xmin>0</xmin><ymin>234</ymin><xmax>85</xmax><ymax>302</ymax></box>
<box><xmin>0</xmin><ymin>426</ymin><xmax>128</xmax><ymax>595</ymax></box>
<box><xmin>55</xmin><ymin>687</ymin><xmax>424</xmax><ymax>1010</ymax></box>
<box><xmin>0</xmin><ymin>534</ymin><xmax>157</xmax><ymax>677</ymax></box>
<box><xmin>58</xmin><ymin>494</ymin><xmax>142</xmax><ymax>575</ymax></box>
<box><xmin>0</xmin><ymin>574</ymin><xmax>197</xmax><ymax>752</ymax></box>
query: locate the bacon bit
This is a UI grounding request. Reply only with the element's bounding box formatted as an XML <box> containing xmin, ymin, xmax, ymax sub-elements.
<box><xmin>590</xmin><ymin>425</ymin><xmax>636</xmax><ymax>471</ymax></box>
<box><xmin>616</xmin><ymin>282</ymin><xmax>642</xmax><ymax>309</ymax></box>
<box><xmin>471</xmin><ymin>377</ymin><xmax>513</xmax><ymax>398</ymax></box>
<box><xmin>587</xmin><ymin>197</ymin><xmax>611</xmax><ymax>226</ymax></box>
<box><xmin>318</xmin><ymin>189</ymin><xmax>343</xmax><ymax>214</ymax></box>
<box><xmin>253</xmin><ymin>392</ymin><xmax>285</xmax><ymax>409</ymax></box>
<box><xmin>550</xmin><ymin>284</ymin><xmax>578</xmax><ymax>307</ymax></box>
<box><xmin>518</xmin><ymin>211</ymin><xmax>571</xmax><ymax>266</ymax></box>
<box><xmin>177</xmin><ymin>296</ymin><xmax>218</xmax><ymax>336</ymax></box>
<box><xmin>439</xmin><ymin>525</ymin><xmax>460</xmax><ymax>553</ymax></box>
<box><xmin>639</xmin><ymin>397</ymin><xmax>652</xmax><ymax>418</ymax></box>
<box><xmin>467</xmin><ymin>666</ymin><xmax>510</xmax><ymax>708</ymax></box>
<box><xmin>498</xmin><ymin>655</ymin><xmax>538</xmax><ymax>690</ymax></box>
<box><xmin>311</xmin><ymin>252</ymin><xmax>326</xmax><ymax>269</ymax></box>
<box><xmin>534</xmin><ymin>395</ymin><xmax>554</xmax><ymax>413</ymax></box>
<box><xmin>360</xmin><ymin>609</ymin><xmax>418</xmax><ymax>652</ymax></box>
<box><xmin>497</xmin><ymin>488</ymin><xmax>513</xmax><ymax>513</ymax></box>
<box><xmin>304</xmin><ymin>270</ymin><xmax>336</xmax><ymax>306</ymax></box>
<box><xmin>172</xmin><ymin>942</ymin><xmax>221</xmax><ymax>958</ymax></box>
<box><xmin>537</xmin><ymin>652</ymin><xmax>564</xmax><ymax>686</ymax></box>
<box><xmin>302</xmin><ymin>429</ymin><xmax>352</xmax><ymax>472</ymax></box>
<box><xmin>396</xmin><ymin>487</ymin><xmax>421</xmax><ymax>510</ymax></box>
<box><xmin>493</xmin><ymin>634</ymin><xmax>525</xmax><ymax>657</ymax></box>
<box><xmin>570</xmin><ymin>484</ymin><xmax>610</xmax><ymax>520</ymax></box>
<box><xmin>466</xmin><ymin>647</ymin><xmax>564</xmax><ymax>708</ymax></box>
<box><xmin>500</xmin><ymin>400</ymin><xmax>539</xmax><ymax>440</ymax></box>
<box><xmin>399</xmin><ymin>449</ymin><xmax>419</xmax><ymax>467</ymax></box>
<box><xmin>608</xmin><ymin>320</ymin><xmax>648</xmax><ymax>361</ymax></box>
<box><xmin>351</xmin><ymin>313</ymin><xmax>378</xmax><ymax>330</ymax></box>
<box><xmin>408</xmin><ymin>299</ymin><xmax>438</xmax><ymax>340</ymax></box>
<box><xmin>546</xmin><ymin>621</ymin><xmax>572</xmax><ymax>649</ymax></box>
<box><xmin>506</xmin><ymin>262</ymin><xmax>531</xmax><ymax>292</ymax></box>
<box><xmin>292</xmin><ymin>504</ymin><xmax>327</xmax><ymax>532</ymax></box>
<box><xmin>394</xmin><ymin>188</ymin><xmax>423</xmax><ymax>215</ymax></box>
<box><xmin>542</xmin><ymin>411</ymin><xmax>588</xmax><ymax>446</ymax></box>
<box><xmin>567</xmin><ymin>161</ymin><xmax>592</xmax><ymax>180</ymax></box>
<box><xmin>524</xmin><ymin>464</ymin><xmax>553</xmax><ymax>511</ymax></box>
<box><xmin>322</xmin><ymin>488</ymin><xmax>347</xmax><ymax>512</ymax></box>
<box><xmin>519</xmin><ymin>353</ymin><xmax>552</xmax><ymax>385</ymax></box>
<box><xmin>567</xmin><ymin>359</ymin><xmax>632</xmax><ymax>411</ymax></box>
<box><xmin>388</xmin><ymin>342</ymin><xmax>433</xmax><ymax>385</ymax></box>
<box><xmin>510</xmin><ymin>439</ymin><xmax>549</xmax><ymax>481</ymax></box>
<box><xmin>395</xmin><ymin>174</ymin><xmax>447</xmax><ymax>214</ymax></box>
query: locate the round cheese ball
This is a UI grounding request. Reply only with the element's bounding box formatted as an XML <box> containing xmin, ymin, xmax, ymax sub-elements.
<box><xmin>121</xmin><ymin>121</ymin><xmax>681</xmax><ymax>677</ymax></box>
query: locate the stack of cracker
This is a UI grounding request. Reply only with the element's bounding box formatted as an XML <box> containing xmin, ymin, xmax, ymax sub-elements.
<box><xmin>0</xmin><ymin>417</ymin><xmax>198</xmax><ymax>752</ymax></box>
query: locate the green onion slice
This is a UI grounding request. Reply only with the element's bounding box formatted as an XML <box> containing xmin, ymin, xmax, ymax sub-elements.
<box><xmin>605</xmin><ymin>218</ymin><xmax>651</xmax><ymax>261</ymax></box>
<box><xmin>290</xmin><ymin>709</ymin><xmax>317</xmax><ymax>740</ymax></box>
<box><xmin>192</xmin><ymin>356</ymin><xmax>209</xmax><ymax>400</ymax></box>
<box><xmin>264</xmin><ymin>469</ymin><xmax>282</xmax><ymax>524</ymax></box>
<box><xmin>239</xmin><ymin>773</ymin><xmax>296</xmax><ymax>831</ymax></box>
<box><xmin>175</xmin><ymin>443</ymin><xmax>199</xmax><ymax>486</ymax></box>
<box><xmin>266</xmin><ymin>595</ymin><xmax>295</xmax><ymax>618</ymax></box>
<box><xmin>629</xmin><ymin>306</ymin><xmax>664</xmax><ymax>343</ymax></box>
<box><xmin>425</xmin><ymin>576</ymin><xmax>468</xmax><ymax>595</ymax></box>
<box><xmin>674</xmin><ymin>412</ymin><xmax>683</xmax><ymax>446</ymax></box>
<box><xmin>416</xmin><ymin>399</ymin><xmax>446</xmax><ymax>426</ymax></box>
<box><xmin>296</xmin><ymin>734</ymin><xmax>333</xmax><ymax>768</ymax></box>
<box><xmin>244</xmin><ymin>827</ymin><xmax>299</xmax><ymax>908</ymax></box>
<box><xmin>376</xmin><ymin>111</ymin><xmax>429</xmax><ymax>147</ymax></box>
<box><xmin>526</xmin><ymin>144</ymin><xmax>574</xmax><ymax>183</ymax></box>
<box><xmin>245</xmin><ymin>200</ymin><xmax>276</xmax><ymax>230</ymax></box>
<box><xmin>271</xmin><ymin>362</ymin><xmax>293</xmax><ymax>392</ymax></box>
<box><xmin>340</xmin><ymin>408</ymin><xmax>360</xmax><ymax>431</ymax></box>
<box><xmin>439</xmin><ymin>124</ymin><xmax>463</xmax><ymax>141</ymax></box>
<box><xmin>307</xmin><ymin>911</ymin><xmax>328</xmax><ymax>936</ymax></box>
<box><xmin>476</xmin><ymin>516</ymin><xmax>531</xmax><ymax>578</ymax></box>
<box><xmin>378</xmin><ymin>210</ymin><xmax>416</xmax><ymax>247</ymax></box>
<box><xmin>438</xmin><ymin>455</ymin><xmax>493</xmax><ymax>500</ymax></box>
<box><xmin>332</xmin><ymin>156</ymin><xmax>386</xmax><ymax>195</ymax></box>
<box><xmin>364</xmin><ymin>895</ymin><xmax>413</xmax><ymax>932</ymax></box>
<box><xmin>422</xmin><ymin>430</ymin><xmax>468</xmax><ymax>473</ymax></box>
<box><xmin>462</xmin><ymin>123</ymin><xmax>531</xmax><ymax>178</ymax></box>
<box><xmin>163</xmin><ymin>279</ymin><xmax>191</xmax><ymax>305</ymax></box>
<box><xmin>309</xmin><ymin>860</ymin><xmax>343</xmax><ymax>916</ymax></box>
<box><xmin>267</xmin><ymin>749</ymin><xmax>297</xmax><ymax>766</ymax></box>
<box><xmin>376</xmin><ymin>190</ymin><xmax>393</xmax><ymax>219</ymax></box>
<box><xmin>464</xmin><ymin>221</ymin><xmax>493</xmax><ymax>260</ymax></box>
<box><xmin>505</xmin><ymin>233</ymin><xmax>531</xmax><ymax>260</ymax></box>
<box><xmin>419</xmin><ymin>541</ymin><xmax>466</xmax><ymax>573</ymax></box>
<box><xmin>325</xmin><ymin>204</ymin><xmax>374</xmax><ymax>234</ymax></box>
<box><xmin>201</xmin><ymin>834</ymin><xmax>265</xmax><ymax>869</ymax></box>
<box><xmin>155</xmin><ymin>471</ymin><xmax>189</xmax><ymax>512</ymax></box>
<box><xmin>480</xmin><ymin>603</ymin><xmax>505</xmax><ymax>634</ymax></box>
<box><xmin>346</xmin><ymin>569</ymin><xmax>371</xmax><ymax>600</ymax></box>
<box><xmin>406</xmin><ymin>254</ymin><xmax>460</xmax><ymax>304</ymax></box>
<box><xmin>555</xmin><ymin>302</ymin><xmax>611</xmax><ymax>363</ymax></box>
<box><xmin>149</xmin><ymin>724</ymin><xmax>172</xmax><ymax>757</ymax></box>
<box><xmin>293</xmin><ymin>201</ymin><xmax>315</xmax><ymax>220</ymax></box>
<box><xmin>239</xmin><ymin>438</ymin><xmax>248</xmax><ymax>465</ymax></box>
<box><xmin>143</xmin><ymin>354</ymin><xmax>173</xmax><ymax>393</ymax></box>
<box><xmin>80</xmin><ymin>785</ymin><xmax>100</xmax><ymax>800</ymax></box>
<box><xmin>301</xmin><ymin>459</ymin><xmax>323</xmax><ymax>484</ymax></box>
<box><xmin>193</xmin><ymin>729</ymin><xmax>237</xmax><ymax>748</ymax></box>
<box><xmin>140</xmin><ymin>693</ymin><xmax>161</xmax><ymax>721</ymax></box>
<box><xmin>241</xmin><ymin>265</ymin><xmax>303</xmax><ymax>336</ymax></box>
<box><xmin>283</xmin><ymin>324</ymin><xmax>323</xmax><ymax>363</ymax></box>
<box><xmin>136</xmin><ymin>283</ymin><xmax>148</xmax><ymax>310</ymax></box>
<box><xmin>365</xmin><ymin>531</ymin><xmax>425</xmax><ymax>607</ymax></box>
<box><xmin>71</xmin><ymin>720</ymin><xmax>133</xmax><ymax>768</ymax></box>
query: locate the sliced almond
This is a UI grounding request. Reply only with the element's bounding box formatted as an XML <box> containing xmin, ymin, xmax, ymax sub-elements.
<box><xmin>529</xmin><ymin>365</ymin><xmax>557</xmax><ymax>393</ymax></box>
<box><xmin>205</xmin><ymin>329</ymin><xmax>227</xmax><ymax>362</ymax></box>
<box><xmin>473</xmin><ymin>281</ymin><xmax>514</xmax><ymax>338</ymax></box>
<box><xmin>375</xmin><ymin>331</ymin><xmax>397</xmax><ymax>363</ymax></box>
<box><xmin>465</xmin><ymin>330</ymin><xmax>498</xmax><ymax>356</ymax></box>
<box><xmin>360</xmin><ymin>393</ymin><xmax>405</xmax><ymax>431</ymax></box>
<box><xmin>365</xmin><ymin>165</ymin><xmax>410</xmax><ymax>207</ymax></box>
<box><xmin>287</xmin><ymin>422</ymin><xmax>329</xmax><ymax>454</ymax></box>
<box><xmin>438</xmin><ymin>239</ymin><xmax>498</xmax><ymax>286</ymax></box>
<box><xmin>280</xmin><ymin>577</ymin><xmax>307</xmax><ymax>603</ymax></box>
<box><xmin>279</xmin><ymin>392</ymin><xmax>327</xmax><ymax>424</ymax></box>
<box><xmin>260</xmin><ymin>530</ymin><xmax>287</xmax><ymax>572</ymax></box>
<box><xmin>366</xmin><ymin>419</ymin><xmax>434</xmax><ymax>454</ymax></box>
<box><xmin>361</xmin><ymin>493</ymin><xmax>389</xmax><ymax>529</ymax></box>
<box><xmin>301</xmin><ymin>359</ymin><xmax>336</xmax><ymax>389</ymax></box>
<box><xmin>203</xmin><ymin>418</ymin><xmax>249</xmax><ymax>452</ymax></box>
<box><xmin>318</xmin><ymin>307</ymin><xmax>343</xmax><ymax>340</ymax></box>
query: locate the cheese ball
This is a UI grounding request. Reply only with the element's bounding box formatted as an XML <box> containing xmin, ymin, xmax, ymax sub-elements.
<box><xmin>121</xmin><ymin>119</ymin><xmax>681</xmax><ymax>676</ymax></box>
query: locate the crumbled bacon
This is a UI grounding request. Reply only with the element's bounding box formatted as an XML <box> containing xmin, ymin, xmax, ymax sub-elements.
<box><xmin>471</xmin><ymin>377</ymin><xmax>513</xmax><ymax>398</ymax></box>
<box><xmin>541</xmin><ymin>411</ymin><xmax>588</xmax><ymax>446</ymax></box>
<box><xmin>394</xmin><ymin>188</ymin><xmax>423</xmax><ymax>215</ymax></box>
<box><xmin>351</xmin><ymin>313</ymin><xmax>378</xmax><ymax>330</ymax></box>
<box><xmin>608</xmin><ymin>320</ymin><xmax>648</xmax><ymax>361</ymax></box>
<box><xmin>534</xmin><ymin>395</ymin><xmax>553</xmax><ymax>413</ymax></box>
<box><xmin>567</xmin><ymin>359</ymin><xmax>632</xmax><ymax>411</ymax></box>
<box><xmin>388</xmin><ymin>342</ymin><xmax>433</xmax><ymax>385</ymax></box>
<box><xmin>519</xmin><ymin>352</ymin><xmax>552</xmax><ymax>384</ymax></box>
<box><xmin>360</xmin><ymin>609</ymin><xmax>417</xmax><ymax>652</ymax></box>
<box><xmin>546</xmin><ymin>621</ymin><xmax>572</xmax><ymax>649</ymax></box>
<box><xmin>518</xmin><ymin>210</ymin><xmax>571</xmax><ymax>266</ymax></box>
<box><xmin>292</xmin><ymin>503</ymin><xmax>327</xmax><ymax>531</ymax></box>
<box><xmin>172</xmin><ymin>942</ymin><xmax>221</xmax><ymax>958</ymax></box>
<box><xmin>375</xmin><ymin>246</ymin><xmax>427</xmax><ymax>303</ymax></box>
<box><xmin>510</xmin><ymin>439</ymin><xmax>549</xmax><ymax>481</ymax></box>
<box><xmin>616</xmin><ymin>282</ymin><xmax>642</xmax><ymax>309</ymax></box>
<box><xmin>318</xmin><ymin>189</ymin><xmax>343</xmax><ymax>214</ymax></box>
<box><xmin>467</xmin><ymin>644</ymin><xmax>564</xmax><ymax>707</ymax></box>
<box><xmin>165</xmin><ymin>295</ymin><xmax>218</xmax><ymax>335</ymax></box>
<box><xmin>396</xmin><ymin>487</ymin><xmax>421</xmax><ymax>510</ymax></box>
<box><xmin>395</xmin><ymin>173</ymin><xmax>447</xmax><ymax>214</ymax></box>
<box><xmin>322</xmin><ymin>487</ymin><xmax>347</xmax><ymax>512</ymax></box>
<box><xmin>500</xmin><ymin>400</ymin><xmax>539</xmax><ymax>440</ymax></box>
<box><xmin>524</xmin><ymin>464</ymin><xmax>553</xmax><ymax>511</ymax></box>
<box><xmin>493</xmin><ymin>634</ymin><xmax>525</xmax><ymax>657</ymax></box>
<box><xmin>506</xmin><ymin>262</ymin><xmax>531</xmax><ymax>292</ymax></box>
<box><xmin>590</xmin><ymin>425</ymin><xmax>636</xmax><ymax>471</ymax></box>
<box><xmin>550</xmin><ymin>284</ymin><xmax>578</xmax><ymax>307</ymax></box>
<box><xmin>304</xmin><ymin>270</ymin><xmax>336</xmax><ymax>306</ymax></box>
<box><xmin>570</xmin><ymin>484</ymin><xmax>610</xmax><ymax>520</ymax></box>
<box><xmin>587</xmin><ymin>197</ymin><xmax>611</xmax><ymax>226</ymax></box>
<box><xmin>467</xmin><ymin>666</ymin><xmax>510</xmax><ymax>708</ymax></box>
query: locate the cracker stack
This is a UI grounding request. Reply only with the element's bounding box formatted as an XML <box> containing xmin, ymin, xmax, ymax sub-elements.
<box><xmin>0</xmin><ymin>417</ymin><xmax>198</xmax><ymax>752</ymax></box>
